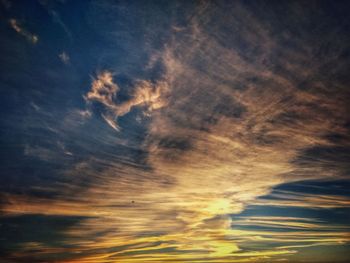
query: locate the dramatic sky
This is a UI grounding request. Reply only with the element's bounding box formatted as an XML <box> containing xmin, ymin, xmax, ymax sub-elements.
<box><xmin>1</xmin><ymin>1</ymin><xmax>350</xmax><ymax>262</ymax></box>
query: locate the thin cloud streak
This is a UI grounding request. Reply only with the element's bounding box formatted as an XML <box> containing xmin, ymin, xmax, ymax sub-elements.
<box><xmin>256</xmin><ymin>191</ymin><xmax>350</xmax><ymax>209</ymax></box>
<box><xmin>9</xmin><ymin>18</ymin><xmax>38</xmax><ymax>44</ymax></box>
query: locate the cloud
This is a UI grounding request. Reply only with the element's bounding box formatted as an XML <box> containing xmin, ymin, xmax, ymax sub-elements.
<box><xmin>84</xmin><ymin>71</ymin><xmax>168</xmax><ymax>131</ymax></box>
<box><xmin>9</xmin><ymin>19</ymin><xmax>38</xmax><ymax>44</ymax></box>
<box><xmin>232</xmin><ymin>216</ymin><xmax>349</xmax><ymax>231</ymax></box>
<box><xmin>49</xmin><ymin>9</ymin><xmax>72</xmax><ymax>40</ymax></box>
<box><xmin>38</xmin><ymin>0</ymin><xmax>73</xmax><ymax>40</ymax></box>
<box><xmin>58</xmin><ymin>51</ymin><xmax>70</xmax><ymax>64</ymax></box>
<box><xmin>72</xmin><ymin>6</ymin><xmax>349</xmax><ymax>260</ymax></box>
<box><xmin>2</xmin><ymin>1</ymin><xmax>350</xmax><ymax>262</ymax></box>
<box><xmin>256</xmin><ymin>191</ymin><xmax>350</xmax><ymax>209</ymax></box>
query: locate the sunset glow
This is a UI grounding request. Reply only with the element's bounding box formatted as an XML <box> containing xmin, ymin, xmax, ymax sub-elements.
<box><xmin>0</xmin><ymin>1</ymin><xmax>349</xmax><ymax>262</ymax></box>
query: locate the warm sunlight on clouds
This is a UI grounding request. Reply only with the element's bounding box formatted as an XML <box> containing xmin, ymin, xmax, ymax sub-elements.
<box><xmin>1</xmin><ymin>1</ymin><xmax>349</xmax><ymax>262</ymax></box>
<box><xmin>85</xmin><ymin>71</ymin><xmax>168</xmax><ymax>131</ymax></box>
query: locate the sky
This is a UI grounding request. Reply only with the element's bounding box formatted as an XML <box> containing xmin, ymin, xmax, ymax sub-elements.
<box><xmin>0</xmin><ymin>1</ymin><xmax>350</xmax><ymax>262</ymax></box>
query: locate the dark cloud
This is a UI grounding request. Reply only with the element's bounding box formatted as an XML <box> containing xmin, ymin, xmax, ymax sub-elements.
<box><xmin>0</xmin><ymin>214</ymin><xmax>89</xmax><ymax>261</ymax></box>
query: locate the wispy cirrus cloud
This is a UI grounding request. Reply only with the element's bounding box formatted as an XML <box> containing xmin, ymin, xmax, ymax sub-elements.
<box><xmin>255</xmin><ymin>191</ymin><xmax>350</xmax><ymax>209</ymax></box>
<box><xmin>9</xmin><ymin>19</ymin><xmax>38</xmax><ymax>44</ymax></box>
<box><xmin>58</xmin><ymin>51</ymin><xmax>70</xmax><ymax>64</ymax></box>
<box><xmin>84</xmin><ymin>71</ymin><xmax>168</xmax><ymax>131</ymax></box>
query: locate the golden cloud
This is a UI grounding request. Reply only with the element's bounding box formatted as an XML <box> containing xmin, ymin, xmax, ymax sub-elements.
<box><xmin>84</xmin><ymin>71</ymin><xmax>169</xmax><ymax>131</ymax></box>
<box><xmin>2</xmin><ymin>2</ymin><xmax>350</xmax><ymax>262</ymax></box>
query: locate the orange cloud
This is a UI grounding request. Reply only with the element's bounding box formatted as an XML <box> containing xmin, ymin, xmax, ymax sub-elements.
<box><xmin>84</xmin><ymin>71</ymin><xmax>168</xmax><ymax>131</ymax></box>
